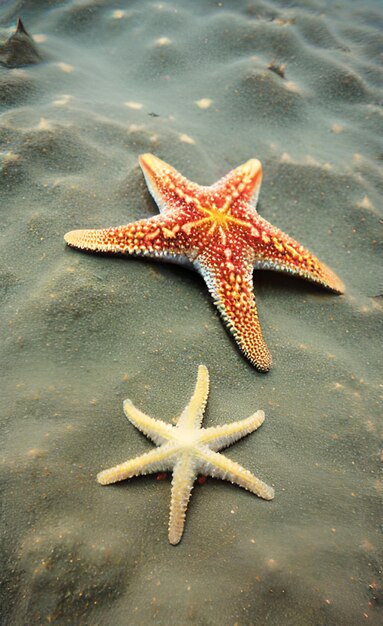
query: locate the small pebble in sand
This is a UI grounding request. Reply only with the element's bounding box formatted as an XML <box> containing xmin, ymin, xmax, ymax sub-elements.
<box><xmin>155</xmin><ymin>37</ymin><xmax>171</xmax><ymax>46</ymax></box>
<box><xmin>125</xmin><ymin>101</ymin><xmax>144</xmax><ymax>110</ymax></box>
<box><xmin>33</xmin><ymin>34</ymin><xmax>47</xmax><ymax>43</ymax></box>
<box><xmin>112</xmin><ymin>10</ymin><xmax>126</xmax><ymax>20</ymax></box>
<box><xmin>179</xmin><ymin>133</ymin><xmax>195</xmax><ymax>144</ymax></box>
<box><xmin>195</xmin><ymin>98</ymin><xmax>213</xmax><ymax>109</ymax></box>
<box><xmin>331</xmin><ymin>123</ymin><xmax>344</xmax><ymax>134</ymax></box>
<box><xmin>56</xmin><ymin>62</ymin><xmax>74</xmax><ymax>73</ymax></box>
<box><xmin>53</xmin><ymin>94</ymin><xmax>73</xmax><ymax>107</ymax></box>
<box><xmin>280</xmin><ymin>152</ymin><xmax>293</xmax><ymax>163</ymax></box>
<box><xmin>356</xmin><ymin>195</ymin><xmax>373</xmax><ymax>210</ymax></box>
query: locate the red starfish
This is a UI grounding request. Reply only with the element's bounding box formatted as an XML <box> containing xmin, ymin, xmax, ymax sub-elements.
<box><xmin>64</xmin><ymin>154</ymin><xmax>344</xmax><ymax>371</ymax></box>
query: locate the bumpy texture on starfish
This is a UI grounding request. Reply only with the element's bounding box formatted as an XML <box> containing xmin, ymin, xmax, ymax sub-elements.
<box><xmin>97</xmin><ymin>364</ymin><xmax>274</xmax><ymax>545</ymax></box>
<box><xmin>65</xmin><ymin>154</ymin><xmax>344</xmax><ymax>371</ymax></box>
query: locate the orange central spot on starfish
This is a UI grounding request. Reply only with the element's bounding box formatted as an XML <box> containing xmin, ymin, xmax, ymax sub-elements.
<box><xmin>183</xmin><ymin>203</ymin><xmax>251</xmax><ymax>239</ymax></box>
<box><xmin>202</xmin><ymin>205</ymin><xmax>230</xmax><ymax>227</ymax></box>
<box><xmin>64</xmin><ymin>154</ymin><xmax>344</xmax><ymax>371</ymax></box>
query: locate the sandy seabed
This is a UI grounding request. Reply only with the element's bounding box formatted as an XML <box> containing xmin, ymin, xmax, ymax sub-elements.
<box><xmin>1</xmin><ymin>1</ymin><xmax>382</xmax><ymax>624</ymax></box>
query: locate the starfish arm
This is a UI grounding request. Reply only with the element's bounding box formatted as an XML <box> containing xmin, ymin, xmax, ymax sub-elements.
<box><xmin>97</xmin><ymin>443</ymin><xmax>175</xmax><ymax>485</ymax></box>
<box><xmin>254</xmin><ymin>217</ymin><xmax>344</xmax><ymax>293</ymax></box>
<box><xmin>213</xmin><ymin>158</ymin><xmax>263</xmax><ymax>208</ymax></box>
<box><xmin>197</xmin><ymin>448</ymin><xmax>274</xmax><ymax>500</ymax></box>
<box><xmin>196</xmin><ymin>256</ymin><xmax>272</xmax><ymax>371</ymax></box>
<box><xmin>64</xmin><ymin>214</ymin><xmax>191</xmax><ymax>260</ymax></box>
<box><xmin>198</xmin><ymin>410</ymin><xmax>265</xmax><ymax>451</ymax></box>
<box><xmin>123</xmin><ymin>399</ymin><xmax>174</xmax><ymax>445</ymax></box>
<box><xmin>176</xmin><ymin>364</ymin><xmax>210</xmax><ymax>429</ymax></box>
<box><xmin>139</xmin><ymin>153</ymin><xmax>201</xmax><ymax>214</ymax></box>
<box><xmin>168</xmin><ymin>455</ymin><xmax>196</xmax><ymax>545</ymax></box>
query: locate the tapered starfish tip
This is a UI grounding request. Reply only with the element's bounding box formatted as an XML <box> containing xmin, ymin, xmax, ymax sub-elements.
<box><xmin>331</xmin><ymin>275</ymin><xmax>345</xmax><ymax>295</ymax></box>
<box><xmin>239</xmin><ymin>158</ymin><xmax>263</xmax><ymax>179</ymax></box>
<box><xmin>139</xmin><ymin>153</ymin><xmax>167</xmax><ymax>176</ymax></box>
<box><xmin>197</xmin><ymin>363</ymin><xmax>209</xmax><ymax>378</ymax></box>
<box><xmin>122</xmin><ymin>398</ymin><xmax>133</xmax><ymax>414</ymax></box>
<box><xmin>318</xmin><ymin>261</ymin><xmax>345</xmax><ymax>294</ymax></box>
<box><xmin>64</xmin><ymin>230</ymin><xmax>78</xmax><ymax>245</ymax></box>
<box><xmin>64</xmin><ymin>228</ymin><xmax>104</xmax><ymax>251</ymax></box>
<box><xmin>250</xmin><ymin>349</ymin><xmax>272</xmax><ymax>372</ymax></box>
<box><xmin>169</xmin><ymin>535</ymin><xmax>181</xmax><ymax>546</ymax></box>
<box><xmin>330</xmin><ymin>270</ymin><xmax>345</xmax><ymax>294</ymax></box>
<box><xmin>97</xmin><ymin>471</ymin><xmax>108</xmax><ymax>485</ymax></box>
<box><xmin>263</xmin><ymin>485</ymin><xmax>275</xmax><ymax>500</ymax></box>
<box><xmin>253</xmin><ymin>409</ymin><xmax>266</xmax><ymax>425</ymax></box>
<box><xmin>228</xmin><ymin>157</ymin><xmax>263</xmax><ymax>188</ymax></box>
<box><xmin>215</xmin><ymin>157</ymin><xmax>263</xmax><ymax>208</ymax></box>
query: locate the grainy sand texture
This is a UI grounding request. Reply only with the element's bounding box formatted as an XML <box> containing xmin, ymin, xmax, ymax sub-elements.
<box><xmin>1</xmin><ymin>1</ymin><xmax>382</xmax><ymax>625</ymax></box>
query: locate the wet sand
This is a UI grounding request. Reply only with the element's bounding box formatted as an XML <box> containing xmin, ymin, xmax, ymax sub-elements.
<box><xmin>1</xmin><ymin>1</ymin><xmax>382</xmax><ymax>624</ymax></box>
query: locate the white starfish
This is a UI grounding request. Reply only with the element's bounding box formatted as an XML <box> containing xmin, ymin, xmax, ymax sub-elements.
<box><xmin>97</xmin><ymin>364</ymin><xmax>274</xmax><ymax>545</ymax></box>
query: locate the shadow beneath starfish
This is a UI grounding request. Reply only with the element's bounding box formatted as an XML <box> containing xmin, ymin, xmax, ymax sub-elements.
<box><xmin>64</xmin><ymin>245</ymin><xmax>204</xmax><ymax>292</ymax></box>
<box><xmin>254</xmin><ymin>269</ymin><xmax>341</xmax><ymax>298</ymax></box>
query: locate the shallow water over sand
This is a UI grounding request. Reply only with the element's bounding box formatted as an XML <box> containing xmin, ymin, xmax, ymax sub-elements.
<box><xmin>1</xmin><ymin>1</ymin><xmax>382</xmax><ymax>624</ymax></box>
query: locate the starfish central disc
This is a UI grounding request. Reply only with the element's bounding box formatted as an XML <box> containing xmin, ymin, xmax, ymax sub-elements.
<box><xmin>64</xmin><ymin>153</ymin><xmax>344</xmax><ymax>370</ymax></box>
<box><xmin>200</xmin><ymin>204</ymin><xmax>250</xmax><ymax>230</ymax></box>
<box><xmin>205</xmin><ymin>207</ymin><xmax>230</xmax><ymax>227</ymax></box>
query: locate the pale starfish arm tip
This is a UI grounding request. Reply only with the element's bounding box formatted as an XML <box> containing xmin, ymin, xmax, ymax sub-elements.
<box><xmin>64</xmin><ymin>228</ymin><xmax>113</xmax><ymax>252</ymax></box>
<box><xmin>248</xmin><ymin>347</ymin><xmax>272</xmax><ymax>372</ymax></box>
<box><xmin>97</xmin><ymin>469</ymin><xmax>113</xmax><ymax>485</ymax></box>
<box><xmin>168</xmin><ymin>531</ymin><xmax>181</xmax><ymax>546</ymax></box>
<box><xmin>254</xmin><ymin>408</ymin><xmax>265</xmax><ymax>423</ymax></box>
<box><xmin>215</xmin><ymin>157</ymin><xmax>263</xmax><ymax>206</ymax></box>
<box><xmin>242</xmin><ymin>409</ymin><xmax>265</xmax><ymax>432</ymax></box>
<box><xmin>139</xmin><ymin>152</ymin><xmax>157</xmax><ymax>165</ymax></box>
<box><xmin>198</xmin><ymin>448</ymin><xmax>274</xmax><ymax>500</ymax></box>
<box><xmin>97</xmin><ymin>445</ymin><xmax>175</xmax><ymax>485</ymax></box>
<box><xmin>139</xmin><ymin>152</ymin><xmax>167</xmax><ymax>177</ymax></box>
<box><xmin>122</xmin><ymin>398</ymin><xmax>135</xmax><ymax>416</ymax></box>
<box><xmin>122</xmin><ymin>399</ymin><xmax>174</xmax><ymax>445</ymax></box>
<box><xmin>64</xmin><ymin>229</ymin><xmax>81</xmax><ymax>245</ymax></box>
<box><xmin>322</xmin><ymin>263</ymin><xmax>345</xmax><ymax>294</ymax></box>
<box><xmin>198</xmin><ymin>363</ymin><xmax>209</xmax><ymax>378</ymax></box>
<box><xmin>244</xmin><ymin>157</ymin><xmax>262</xmax><ymax>175</ymax></box>
<box><xmin>196</xmin><ymin>364</ymin><xmax>210</xmax><ymax>397</ymax></box>
<box><xmin>177</xmin><ymin>364</ymin><xmax>210</xmax><ymax>429</ymax></box>
<box><xmin>261</xmin><ymin>484</ymin><xmax>275</xmax><ymax>500</ymax></box>
<box><xmin>295</xmin><ymin>255</ymin><xmax>345</xmax><ymax>294</ymax></box>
